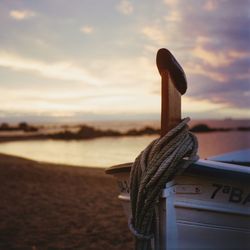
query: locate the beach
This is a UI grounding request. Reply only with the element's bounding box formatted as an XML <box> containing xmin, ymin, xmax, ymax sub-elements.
<box><xmin>0</xmin><ymin>153</ymin><xmax>133</xmax><ymax>250</ymax></box>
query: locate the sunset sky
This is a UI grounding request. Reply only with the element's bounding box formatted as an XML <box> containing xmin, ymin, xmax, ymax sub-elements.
<box><xmin>0</xmin><ymin>0</ymin><xmax>249</xmax><ymax>123</ymax></box>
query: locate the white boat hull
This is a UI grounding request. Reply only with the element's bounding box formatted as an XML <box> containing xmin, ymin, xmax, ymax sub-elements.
<box><xmin>107</xmin><ymin>160</ymin><xmax>250</xmax><ymax>249</ymax></box>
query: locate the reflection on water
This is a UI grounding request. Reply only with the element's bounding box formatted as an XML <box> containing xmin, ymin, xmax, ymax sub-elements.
<box><xmin>0</xmin><ymin>131</ymin><xmax>249</xmax><ymax>168</ymax></box>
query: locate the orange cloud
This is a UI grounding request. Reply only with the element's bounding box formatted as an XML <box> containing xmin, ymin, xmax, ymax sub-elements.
<box><xmin>0</xmin><ymin>51</ymin><xmax>100</xmax><ymax>84</ymax></box>
<box><xmin>10</xmin><ymin>10</ymin><xmax>36</xmax><ymax>20</ymax></box>
<box><xmin>80</xmin><ymin>26</ymin><xmax>94</xmax><ymax>34</ymax></box>
<box><xmin>185</xmin><ymin>62</ymin><xmax>227</xmax><ymax>82</ymax></box>
<box><xmin>141</xmin><ymin>26</ymin><xmax>167</xmax><ymax>45</ymax></box>
<box><xmin>203</xmin><ymin>0</ymin><xmax>218</xmax><ymax>11</ymax></box>
<box><xmin>116</xmin><ymin>0</ymin><xmax>134</xmax><ymax>15</ymax></box>
<box><xmin>193</xmin><ymin>46</ymin><xmax>250</xmax><ymax>68</ymax></box>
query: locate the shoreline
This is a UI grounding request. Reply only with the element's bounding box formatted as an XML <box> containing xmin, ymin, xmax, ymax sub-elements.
<box><xmin>0</xmin><ymin>127</ymin><xmax>249</xmax><ymax>143</ymax></box>
<box><xmin>0</xmin><ymin>153</ymin><xmax>133</xmax><ymax>249</ymax></box>
<box><xmin>1</xmin><ymin>122</ymin><xmax>249</xmax><ymax>143</ymax></box>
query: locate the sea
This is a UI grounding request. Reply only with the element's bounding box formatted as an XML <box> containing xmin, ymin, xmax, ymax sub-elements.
<box><xmin>0</xmin><ymin>119</ymin><xmax>249</xmax><ymax>168</ymax></box>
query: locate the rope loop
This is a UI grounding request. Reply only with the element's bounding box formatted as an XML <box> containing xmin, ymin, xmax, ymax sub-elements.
<box><xmin>128</xmin><ymin>218</ymin><xmax>153</xmax><ymax>240</ymax></box>
<box><xmin>129</xmin><ymin>117</ymin><xmax>199</xmax><ymax>250</ymax></box>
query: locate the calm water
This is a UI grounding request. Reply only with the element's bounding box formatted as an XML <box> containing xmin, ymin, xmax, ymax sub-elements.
<box><xmin>0</xmin><ymin>131</ymin><xmax>249</xmax><ymax>168</ymax></box>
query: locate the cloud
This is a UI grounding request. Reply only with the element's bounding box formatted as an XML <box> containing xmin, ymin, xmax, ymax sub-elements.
<box><xmin>1</xmin><ymin>0</ymin><xmax>249</xmax><ymax>119</ymax></box>
<box><xmin>158</xmin><ymin>0</ymin><xmax>250</xmax><ymax>110</ymax></box>
<box><xmin>193</xmin><ymin>47</ymin><xmax>235</xmax><ymax>68</ymax></box>
<box><xmin>80</xmin><ymin>25</ymin><xmax>94</xmax><ymax>34</ymax></box>
<box><xmin>163</xmin><ymin>0</ymin><xmax>179</xmax><ymax>7</ymax></box>
<box><xmin>0</xmin><ymin>51</ymin><xmax>100</xmax><ymax>85</ymax></box>
<box><xmin>185</xmin><ymin>62</ymin><xmax>228</xmax><ymax>82</ymax></box>
<box><xmin>182</xmin><ymin>96</ymin><xmax>226</xmax><ymax>113</ymax></box>
<box><xmin>186</xmin><ymin>72</ymin><xmax>250</xmax><ymax>109</ymax></box>
<box><xmin>117</xmin><ymin>0</ymin><xmax>134</xmax><ymax>15</ymax></box>
<box><xmin>141</xmin><ymin>26</ymin><xmax>167</xmax><ymax>46</ymax></box>
<box><xmin>203</xmin><ymin>0</ymin><xmax>218</xmax><ymax>11</ymax></box>
<box><xmin>9</xmin><ymin>10</ymin><xmax>36</xmax><ymax>20</ymax></box>
<box><xmin>165</xmin><ymin>10</ymin><xmax>181</xmax><ymax>22</ymax></box>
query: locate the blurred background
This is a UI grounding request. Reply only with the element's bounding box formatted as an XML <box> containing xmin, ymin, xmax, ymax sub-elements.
<box><xmin>0</xmin><ymin>0</ymin><xmax>249</xmax><ymax>166</ymax></box>
<box><xmin>0</xmin><ymin>1</ymin><xmax>249</xmax><ymax>249</ymax></box>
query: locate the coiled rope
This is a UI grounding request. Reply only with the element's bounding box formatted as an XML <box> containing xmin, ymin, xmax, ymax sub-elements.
<box><xmin>129</xmin><ymin>117</ymin><xmax>199</xmax><ymax>250</ymax></box>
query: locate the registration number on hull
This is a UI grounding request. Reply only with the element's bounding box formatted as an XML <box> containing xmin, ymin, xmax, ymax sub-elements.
<box><xmin>211</xmin><ymin>183</ymin><xmax>250</xmax><ymax>205</ymax></box>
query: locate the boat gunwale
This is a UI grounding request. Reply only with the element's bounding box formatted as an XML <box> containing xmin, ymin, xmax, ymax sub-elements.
<box><xmin>105</xmin><ymin>160</ymin><xmax>250</xmax><ymax>181</ymax></box>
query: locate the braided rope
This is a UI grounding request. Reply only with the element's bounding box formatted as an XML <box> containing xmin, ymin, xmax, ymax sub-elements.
<box><xmin>129</xmin><ymin>117</ymin><xmax>199</xmax><ymax>250</ymax></box>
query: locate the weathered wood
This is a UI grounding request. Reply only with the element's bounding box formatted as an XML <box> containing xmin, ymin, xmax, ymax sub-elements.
<box><xmin>160</xmin><ymin>70</ymin><xmax>181</xmax><ymax>137</ymax></box>
<box><xmin>156</xmin><ymin>48</ymin><xmax>184</xmax><ymax>137</ymax></box>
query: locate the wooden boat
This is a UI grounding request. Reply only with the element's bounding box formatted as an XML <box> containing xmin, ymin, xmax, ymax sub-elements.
<box><xmin>106</xmin><ymin>150</ymin><xmax>250</xmax><ymax>249</ymax></box>
<box><xmin>106</xmin><ymin>49</ymin><xmax>250</xmax><ymax>249</ymax></box>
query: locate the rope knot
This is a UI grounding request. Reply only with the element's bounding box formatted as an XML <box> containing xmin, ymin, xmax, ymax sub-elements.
<box><xmin>129</xmin><ymin>117</ymin><xmax>199</xmax><ymax>249</ymax></box>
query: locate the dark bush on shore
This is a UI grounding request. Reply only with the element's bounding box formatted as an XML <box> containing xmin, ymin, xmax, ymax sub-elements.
<box><xmin>1</xmin><ymin>122</ymin><xmax>249</xmax><ymax>142</ymax></box>
<box><xmin>77</xmin><ymin>125</ymin><xmax>121</xmax><ymax>138</ymax></box>
<box><xmin>0</xmin><ymin>123</ymin><xmax>11</xmax><ymax>131</ymax></box>
<box><xmin>18</xmin><ymin>122</ymin><xmax>38</xmax><ymax>132</ymax></box>
<box><xmin>125</xmin><ymin>127</ymin><xmax>160</xmax><ymax>136</ymax></box>
<box><xmin>190</xmin><ymin>124</ymin><xmax>214</xmax><ymax>133</ymax></box>
<box><xmin>50</xmin><ymin>125</ymin><xmax>122</xmax><ymax>140</ymax></box>
<box><xmin>50</xmin><ymin>130</ymin><xmax>76</xmax><ymax>140</ymax></box>
<box><xmin>0</xmin><ymin>122</ymin><xmax>38</xmax><ymax>132</ymax></box>
<box><xmin>78</xmin><ymin>125</ymin><xmax>102</xmax><ymax>138</ymax></box>
<box><xmin>237</xmin><ymin>127</ymin><xmax>250</xmax><ymax>131</ymax></box>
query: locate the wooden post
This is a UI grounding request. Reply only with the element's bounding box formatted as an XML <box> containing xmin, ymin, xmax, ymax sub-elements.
<box><xmin>160</xmin><ymin>71</ymin><xmax>181</xmax><ymax>136</ymax></box>
<box><xmin>156</xmin><ymin>48</ymin><xmax>186</xmax><ymax>137</ymax></box>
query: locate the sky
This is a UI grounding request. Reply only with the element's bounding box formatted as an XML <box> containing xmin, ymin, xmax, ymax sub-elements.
<box><xmin>0</xmin><ymin>0</ymin><xmax>249</xmax><ymax>123</ymax></box>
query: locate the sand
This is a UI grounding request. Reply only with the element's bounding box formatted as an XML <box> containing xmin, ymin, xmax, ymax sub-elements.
<box><xmin>0</xmin><ymin>153</ymin><xmax>134</xmax><ymax>250</ymax></box>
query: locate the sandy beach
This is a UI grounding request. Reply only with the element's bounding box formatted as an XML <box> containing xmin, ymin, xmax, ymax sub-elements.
<box><xmin>0</xmin><ymin>153</ymin><xmax>133</xmax><ymax>250</ymax></box>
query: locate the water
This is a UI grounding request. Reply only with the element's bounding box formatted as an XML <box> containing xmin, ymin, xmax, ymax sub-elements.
<box><xmin>0</xmin><ymin>131</ymin><xmax>249</xmax><ymax>168</ymax></box>
<box><xmin>86</xmin><ymin>119</ymin><xmax>250</xmax><ymax>131</ymax></box>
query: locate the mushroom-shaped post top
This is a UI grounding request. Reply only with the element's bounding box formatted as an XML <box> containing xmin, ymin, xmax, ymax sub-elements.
<box><xmin>156</xmin><ymin>48</ymin><xmax>187</xmax><ymax>95</ymax></box>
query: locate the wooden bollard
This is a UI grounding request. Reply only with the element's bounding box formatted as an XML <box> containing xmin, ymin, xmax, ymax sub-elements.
<box><xmin>156</xmin><ymin>48</ymin><xmax>187</xmax><ymax>136</ymax></box>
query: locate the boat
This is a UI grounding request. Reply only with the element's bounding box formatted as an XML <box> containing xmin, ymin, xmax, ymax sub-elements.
<box><xmin>208</xmin><ymin>148</ymin><xmax>250</xmax><ymax>166</ymax></box>
<box><xmin>106</xmin><ymin>151</ymin><xmax>250</xmax><ymax>249</ymax></box>
<box><xmin>106</xmin><ymin>49</ymin><xmax>250</xmax><ymax>250</ymax></box>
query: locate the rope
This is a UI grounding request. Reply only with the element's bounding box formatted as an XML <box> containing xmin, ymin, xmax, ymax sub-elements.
<box><xmin>129</xmin><ymin>117</ymin><xmax>199</xmax><ymax>250</ymax></box>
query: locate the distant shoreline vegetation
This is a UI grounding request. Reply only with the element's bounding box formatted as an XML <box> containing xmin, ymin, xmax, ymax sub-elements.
<box><xmin>0</xmin><ymin>122</ymin><xmax>249</xmax><ymax>142</ymax></box>
<box><xmin>0</xmin><ymin>122</ymin><xmax>38</xmax><ymax>132</ymax></box>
